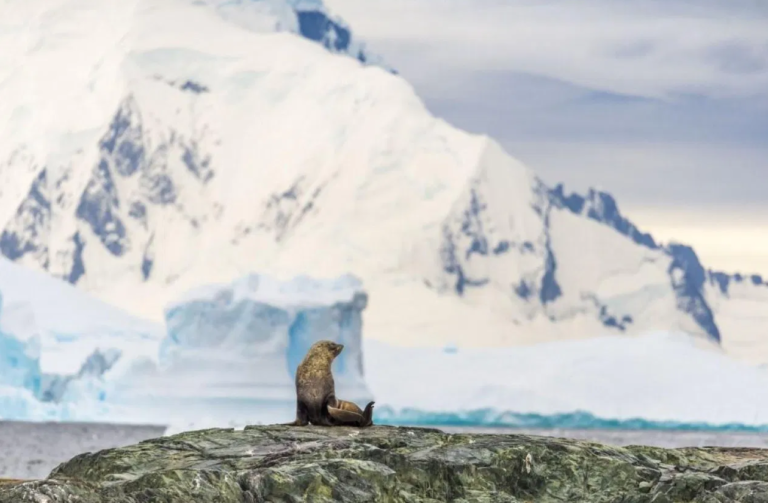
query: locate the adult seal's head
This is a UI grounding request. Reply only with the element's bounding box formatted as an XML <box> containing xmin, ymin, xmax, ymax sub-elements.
<box><xmin>304</xmin><ymin>340</ymin><xmax>344</xmax><ymax>365</ymax></box>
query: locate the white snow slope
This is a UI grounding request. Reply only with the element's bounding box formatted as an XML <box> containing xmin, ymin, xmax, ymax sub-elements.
<box><xmin>366</xmin><ymin>332</ymin><xmax>768</xmax><ymax>430</ymax></box>
<box><xmin>0</xmin><ymin>257</ymin><xmax>162</xmax><ymax>375</ymax></box>
<box><xmin>1</xmin><ymin>0</ymin><xmax>767</xmax><ymax>364</ymax></box>
<box><xmin>166</xmin><ymin>330</ymin><xmax>768</xmax><ymax>433</ymax></box>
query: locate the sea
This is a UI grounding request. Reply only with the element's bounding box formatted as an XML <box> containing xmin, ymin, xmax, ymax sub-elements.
<box><xmin>2</xmin><ymin>421</ymin><xmax>768</xmax><ymax>480</ymax></box>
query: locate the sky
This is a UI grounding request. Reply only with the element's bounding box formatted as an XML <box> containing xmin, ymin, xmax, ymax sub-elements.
<box><xmin>324</xmin><ymin>0</ymin><xmax>768</xmax><ymax>275</ymax></box>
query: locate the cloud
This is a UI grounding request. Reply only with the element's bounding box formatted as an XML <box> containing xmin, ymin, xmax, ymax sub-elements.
<box><xmin>418</xmin><ymin>71</ymin><xmax>768</xmax><ymax>144</ymax></box>
<box><xmin>503</xmin><ymin>141</ymin><xmax>768</xmax><ymax>207</ymax></box>
<box><xmin>323</xmin><ymin>0</ymin><xmax>768</xmax><ymax>201</ymax></box>
<box><xmin>325</xmin><ymin>0</ymin><xmax>768</xmax><ymax>100</ymax></box>
<box><xmin>324</xmin><ymin>0</ymin><xmax>768</xmax><ymax>274</ymax></box>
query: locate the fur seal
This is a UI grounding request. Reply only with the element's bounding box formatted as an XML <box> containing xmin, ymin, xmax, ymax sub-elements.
<box><xmin>285</xmin><ymin>340</ymin><xmax>374</xmax><ymax>427</ymax></box>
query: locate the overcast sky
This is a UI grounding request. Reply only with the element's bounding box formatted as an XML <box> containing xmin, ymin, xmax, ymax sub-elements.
<box><xmin>325</xmin><ymin>0</ymin><xmax>768</xmax><ymax>275</ymax></box>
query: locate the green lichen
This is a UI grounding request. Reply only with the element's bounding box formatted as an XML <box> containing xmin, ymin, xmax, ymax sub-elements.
<box><xmin>2</xmin><ymin>425</ymin><xmax>768</xmax><ymax>502</ymax></box>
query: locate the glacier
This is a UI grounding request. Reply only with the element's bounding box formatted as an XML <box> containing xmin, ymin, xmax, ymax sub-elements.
<box><xmin>0</xmin><ymin>268</ymin><xmax>371</xmax><ymax>425</ymax></box>
<box><xmin>0</xmin><ymin>263</ymin><xmax>373</xmax><ymax>426</ymax></box>
<box><xmin>1</xmin><ymin>0</ymin><xmax>766</xmax><ymax>368</ymax></box>
<box><xmin>1</xmin><ymin>259</ymin><xmax>768</xmax><ymax>434</ymax></box>
<box><xmin>139</xmin><ymin>273</ymin><xmax>370</xmax><ymax>430</ymax></box>
<box><xmin>0</xmin><ymin>257</ymin><xmax>162</xmax><ymax>421</ymax></box>
<box><xmin>0</xmin><ymin>257</ymin><xmax>163</xmax><ymax>375</ymax></box>
<box><xmin>142</xmin><ymin>272</ymin><xmax>372</xmax><ymax>415</ymax></box>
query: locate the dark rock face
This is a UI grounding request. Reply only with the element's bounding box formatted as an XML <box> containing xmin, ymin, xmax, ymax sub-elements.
<box><xmin>2</xmin><ymin>426</ymin><xmax>768</xmax><ymax>502</ymax></box>
<box><xmin>0</xmin><ymin>169</ymin><xmax>51</xmax><ymax>267</ymax></box>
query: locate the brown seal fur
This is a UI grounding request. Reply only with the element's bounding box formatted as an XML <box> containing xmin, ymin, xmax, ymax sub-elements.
<box><xmin>284</xmin><ymin>340</ymin><xmax>374</xmax><ymax>427</ymax></box>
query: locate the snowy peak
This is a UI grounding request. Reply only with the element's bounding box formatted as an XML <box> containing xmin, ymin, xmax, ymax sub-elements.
<box><xmin>0</xmin><ymin>170</ymin><xmax>51</xmax><ymax>268</ymax></box>
<box><xmin>0</xmin><ymin>0</ymin><xmax>766</xmax><ymax>363</ymax></box>
<box><xmin>201</xmin><ymin>0</ymin><xmax>391</xmax><ymax>71</ymax></box>
<box><xmin>434</xmin><ymin>143</ymin><xmax>546</xmax><ymax>298</ymax></box>
<box><xmin>708</xmin><ymin>269</ymin><xmax>768</xmax><ymax>295</ymax></box>
<box><xmin>547</xmin><ymin>185</ymin><xmax>722</xmax><ymax>340</ymax></box>
<box><xmin>549</xmin><ymin>184</ymin><xmax>657</xmax><ymax>249</ymax></box>
<box><xmin>76</xmin><ymin>92</ymin><xmax>214</xmax><ymax>263</ymax></box>
<box><xmin>432</xmin><ymin>159</ymin><xmax>766</xmax><ymax>348</ymax></box>
<box><xmin>546</xmin><ymin>183</ymin><xmax>768</xmax><ymax>342</ymax></box>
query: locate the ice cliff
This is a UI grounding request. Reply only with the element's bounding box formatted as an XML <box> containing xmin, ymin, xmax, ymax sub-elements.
<box><xmin>0</xmin><ymin>257</ymin><xmax>164</xmax><ymax>420</ymax></box>
<box><xmin>0</xmin><ymin>290</ymin><xmax>122</xmax><ymax>419</ymax></box>
<box><xmin>104</xmin><ymin>273</ymin><xmax>372</xmax><ymax>430</ymax></box>
<box><xmin>0</xmin><ymin>263</ymin><xmax>373</xmax><ymax>426</ymax></box>
<box><xmin>144</xmin><ymin>272</ymin><xmax>372</xmax><ymax>408</ymax></box>
<box><xmin>162</xmin><ymin>273</ymin><xmax>368</xmax><ymax>384</ymax></box>
<box><xmin>2</xmin><ymin>258</ymin><xmax>768</xmax><ymax>430</ymax></box>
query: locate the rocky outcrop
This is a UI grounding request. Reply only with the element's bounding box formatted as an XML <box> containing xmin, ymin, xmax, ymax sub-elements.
<box><xmin>2</xmin><ymin>425</ymin><xmax>768</xmax><ymax>502</ymax></box>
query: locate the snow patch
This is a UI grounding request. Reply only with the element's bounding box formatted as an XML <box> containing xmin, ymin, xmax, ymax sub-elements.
<box><xmin>364</xmin><ymin>333</ymin><xmax>768</xmax><ymax>427</ymax></box>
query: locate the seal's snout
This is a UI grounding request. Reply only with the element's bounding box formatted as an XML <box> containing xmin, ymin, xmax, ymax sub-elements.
<box><xmin>334</xmin><ymin>343</ymin><xmax>344</xmax><ymax>356</ymax></box>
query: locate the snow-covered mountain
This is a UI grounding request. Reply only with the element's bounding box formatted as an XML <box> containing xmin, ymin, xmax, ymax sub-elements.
<box><xmin>1</xmin><ymin>0</ymin><xmax>767</xmax><ymax>363</ymax></box>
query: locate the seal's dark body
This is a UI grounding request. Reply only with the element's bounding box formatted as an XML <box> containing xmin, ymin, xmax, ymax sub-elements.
<box><xmin>286</xmin><ymin>341</ymin><xmax>374</xmax><ymax>427</ymax></box>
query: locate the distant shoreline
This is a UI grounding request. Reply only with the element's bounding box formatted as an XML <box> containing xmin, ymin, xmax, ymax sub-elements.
<box><xmin>6</xmin><ymin>417</ymin><xmax>768</xmax><ymax>435</ymax></box>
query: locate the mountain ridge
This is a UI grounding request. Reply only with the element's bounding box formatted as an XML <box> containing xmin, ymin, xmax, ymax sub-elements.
<box><xmin>1</xmin><ymin>0</ymin><xmax>767</xmax><ymax>363</ymax></box>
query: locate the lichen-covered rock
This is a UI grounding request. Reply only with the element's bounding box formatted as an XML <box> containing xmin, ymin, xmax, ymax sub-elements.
<box><xmin>2</xmin><ymin>425</ymin><xmax>768</xmax><ymax>502</ymax></box>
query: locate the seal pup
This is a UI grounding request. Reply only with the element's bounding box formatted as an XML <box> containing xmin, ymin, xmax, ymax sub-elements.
<box><xmin>284</xmin><ymin>340</ymin><xmax>374</xmax><ymax>427</ymax></box>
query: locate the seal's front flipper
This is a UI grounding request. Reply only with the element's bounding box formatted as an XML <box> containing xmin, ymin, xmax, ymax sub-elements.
<box><xmin>282</xmin><ymin>401</ymin><xmax>309</xmax><ymax>426</ymax></box>
<box><xmin>281</xmin><ymin>418</ymin><xmax>308</xmax><ymax>426</ymax></box>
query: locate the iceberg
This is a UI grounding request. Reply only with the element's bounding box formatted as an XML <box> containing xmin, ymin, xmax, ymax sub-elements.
<box><xmin>108</xmin><ymin>273</ymin><xmax>373</xmax><ymax>429</ymax></box>
<box><xmin>0</xmin><ymin>257</ymin><xmax>163</xmax><ymax>376</ymax></box>
<box><xmin>0</xmin><ymin>262</ymin><xmax>373</xmax><ymax>427</ymax></box>
<box><xmin>0</xmin><ymin>306</ymin><xmax>41</xmax><ymax>394</ymax></box>
<box><xmin>0</xmin><ymin>291</ymin><xmax>124</xmax><ymax>420</ymax></box>
<box><xmin>162</xmin><ymin>272</ymin><xmax>368</xmax><ymax>384</ymax></box>
<box><xmin>0</xmin><ymin>258</ymin><xmax>162</xmax><ymax>421</ymax></box>
<box><xmin>3</xmin><ymin>257</ymin><xmax>768</xmax><ymax>435</ymax></box>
